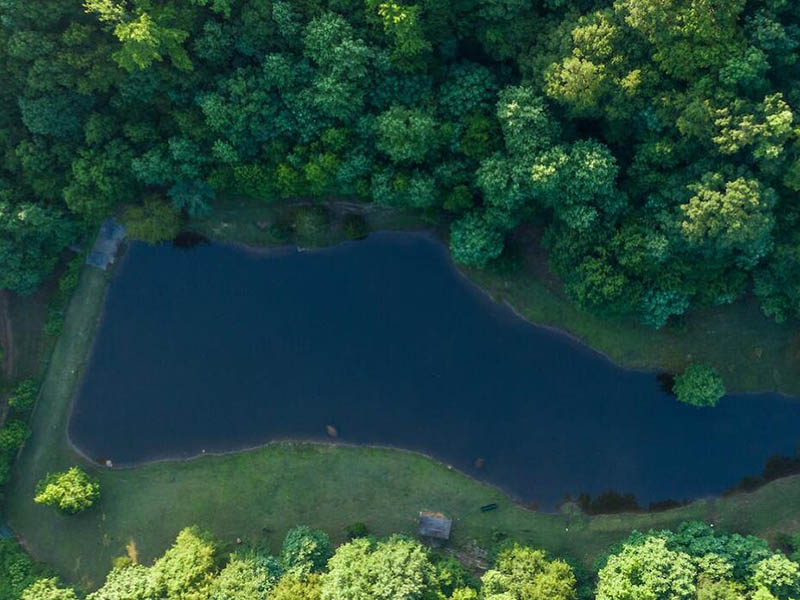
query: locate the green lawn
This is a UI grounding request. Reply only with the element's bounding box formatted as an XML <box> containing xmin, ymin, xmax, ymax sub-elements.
<box><xmin>6</xmin><ymin>249</ymin><xmax>800</xmax><ymax>590</ymax></box>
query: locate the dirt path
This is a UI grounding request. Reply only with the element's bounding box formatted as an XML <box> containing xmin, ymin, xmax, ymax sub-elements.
<box><xmin>0</xmin><ymin>290</ymin><xmax>13</xmax><ymax>379</ymax></box>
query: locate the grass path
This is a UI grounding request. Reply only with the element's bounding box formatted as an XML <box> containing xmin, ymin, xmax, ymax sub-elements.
<box><xmin>6</xmin><ymin>253</ymin><xmax>800</xmax><ymax>590</ymax></box>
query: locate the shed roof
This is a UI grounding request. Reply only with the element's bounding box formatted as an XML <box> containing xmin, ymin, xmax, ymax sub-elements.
<box><xmin>86</xmin><ymin>219</ymin><xmax>126</xmax><ymax>271</ymax></box>
<box><xmin>418</xmin><ymin>511</ymin><xmax>452</xmax><ymax>540</ymax></box>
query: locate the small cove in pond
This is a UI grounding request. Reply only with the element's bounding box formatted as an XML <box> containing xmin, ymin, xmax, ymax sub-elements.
<box><xmin>70</xmin><ymin>232</ymin><xmax>800</xmax><ymax>510</ymax></box>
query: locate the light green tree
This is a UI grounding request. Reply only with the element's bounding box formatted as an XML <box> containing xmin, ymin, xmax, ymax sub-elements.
<box><xmin>34</xmin><ymin>467</ymin><xmax>100</xmax><ymax>514</ymax></box>
<box><xmin>596</xmin><ymin>536</ymin><xmax>696</xmax><ymax>600</ymax></box>
<box><xmin>481</xmin><ymin>544</ymin><xmax>576</xmax><ymax>600</ymax></box>
<box><xmin>150</xmin><ymin>526</ymin><xmax>217</xmax><ymax>600</ymax></box>
<box><xmin>321</xmin><ymin>535</ymin><xmax>435</xmax><ymax>600</ymax></box>
<box><xmin>672</xmin><ymin>363</ymin><xmax>726</xmax><ymax>407</ymax></box>
<box><xmin>21</xmin><ymin>578</ymin><xmax>78</xmax><ymax>600</ymax></box>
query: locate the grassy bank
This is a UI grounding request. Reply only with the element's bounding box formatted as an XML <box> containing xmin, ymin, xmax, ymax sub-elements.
<box><xmin>5</xmin><ymin>250</ymin><xmax>800</xmax><ymax>589</ymax></box>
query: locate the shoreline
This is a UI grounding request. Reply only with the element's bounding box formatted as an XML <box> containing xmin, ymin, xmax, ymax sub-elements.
<box><xmin>62</xmin><ymin>231</ymin><xmax>800</xmax><ymax>515</ymax></box>
<box><xmin>203</xmin><ymin>229</ymin><xmax>800</xmax><ymax>397</ymax></box>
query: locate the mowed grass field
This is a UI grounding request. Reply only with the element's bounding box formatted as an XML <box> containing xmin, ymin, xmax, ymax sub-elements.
<box><xmin>5</xmin><ymin>248</ymin><xmax>800</xmax><ymax>591</ymax></box>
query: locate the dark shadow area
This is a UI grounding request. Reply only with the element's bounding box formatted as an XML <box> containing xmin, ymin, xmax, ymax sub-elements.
<box><xmin>173</xmin><ymin>231</ymin><xmax>209</xmax><ymax>249</ymax></box>
<box><xmin>725</xmin><ymin>450</ymin><xmax>800</xmax><ymax>495</ymax></box>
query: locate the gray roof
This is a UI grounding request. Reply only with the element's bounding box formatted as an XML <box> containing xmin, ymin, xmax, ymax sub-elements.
<box><xmin>86</xmin><ymin>219</ymin><xmax>126</xmax><ymax>270</ymax></box>
<box><xmin>418</xmin><ymin>512</ymin><xmax>452</xmax><ymax>540</ymax></box>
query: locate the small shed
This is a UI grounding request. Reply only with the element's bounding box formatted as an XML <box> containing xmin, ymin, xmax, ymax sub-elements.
<box><xmin>418</xmin><ymin>511</ymin><xmax>452</xmax><ymax>541</ymax></box>
<box><xmin>86</xmin><ymin>219</ymin><xmax>126</xmax><ymax>271</ymax></box>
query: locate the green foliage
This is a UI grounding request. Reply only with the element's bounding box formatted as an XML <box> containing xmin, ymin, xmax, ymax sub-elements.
<box><xmin>209</xmin><ymin>551</ymin><xmax>282</xmax><ymax>600</ymax></box>
<box><xmin>321</xmin><ymin>535</ymin><xmax>435</xmax><ymax>600</ymax></box>
<box><xmin>281</xmin><ymin>525</ymin><xmax>333</xmax><ymax>576</ymax></box>
<box><xmin>0</xmin><ymin>420</ymin><xmax>31</xmax><ymax>452</ymax></box>
<box><xmin>168</xmin><ymin>181</ymin><xmax>214</xmax><ymax>218</ymax></box>
<box><xmin>616</xmin><ymin>0</ymin><xmax>746</xmax><ymax>80</ymax></box>
<box><xmin>293</xmin><ymin>206</ymin><xmax>331</xmax><ymax>247</ymax></box>
<box><xmin>495</xmin><ymin>86</ymin><xmax>559</xmax><ymax>158</ymax></box>
<box><xmin>371</xmin><ymin>2</ymin><xmax>431</xmax><ymax>69</ymax></box>
<box><xmin>34</xmin><ymin>466</ymin><xmax>100</xmax><ymax>514</ymax></box>
<box><xmin>596</xmin><ymin>536</ymin><xmax>697</xmax><ymax>600</ymax></box>
<box><xmin>0</xmin><ymin>0</ymin><xmax>799</xmax><ymax>332</ymax></box>
<box><xmin>8</xmin><ymin>379</ymin><xmax>38</xmax><ymax>413</ymax></box>
<box><xmin>342</xmin><ymin>214</ymin><xmax>369</xmax><ymax>240</ymax></box>
<box><xmin>481</xmin><ymin>544</ymin><xmax>577</xmax><ymax>600</ymax></box>
<box><xmin>672</xmin><ymin>363</ymin><xmax>726</xmax><ymax>407</ymax></box>
<box><xmin>0</xmin><ymin>203</ymin><xmax>77</xmax><ymax>295</ymax></box>
<box><xmin>450</xmin><ymin>212</ymin><xmax>505</xmax><ymax>267</ymax></box>
<box><xmin>597</xmin><ymin>523</ymin><xmax>800</xmax><ymax>600</ymax></box>
<box><xmin>20</xmin><ymin>577</ymin><xmax>78</xmax><ymax>600</ymax></box>
<box><xmin>87</xmin><ymin>564</ymin><xmax>155</xmax><ymax>600</ymax></box>
<box><xmin>752</xmin><ymin>554</ymin><xmax>800</xmax><ymax>600</ymax></box>
<box><xmin>150</xmin><ymin>526</ymin><xmax>217</xmax><ymax>600</ymax></box>
<box><xmin>345</xmin><ymin>522</ymin><xmax>369</xmax><ymax>539</ymax></box>
<box><xmin>271</xmin><ymin>572</ymin><xmax>323</xmax><ymax>600</ymax></box>
<box><xmin>375</xmin><ymin>106</ymin><xmax>439</xmax><ymax>164</ymax></box>
<box><xmin>124</xmin><ymin>197</ymin><xmax>182</xmax><ymax>244</ymax></box>
<box><xmin>0</xmin><ymin>539</ymin><xmax>40</xmax><ymax>600</ymax></box>
<box><xmin>681</xmin><ymin>174</ymin><xmax>776</xmax><ymax>268</ymax></box>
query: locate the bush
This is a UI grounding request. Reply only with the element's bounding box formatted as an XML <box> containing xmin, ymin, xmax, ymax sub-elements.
<box><xmin>44</xmin><ymin>254</ymin><xmax>84</xmax><ymax>336</ymax></box>
<box><xmin>0</xmin><ymin>452</ymin><xmax>13</xmax><ymax>486</ymax></box>
<box><xmin>8</xmin><ymin>379</ymin><xmax>38</xmax><ymax>413</ymax></box>
<box><xmin>123</xmin><ymin>197</ymin><xmax>182</xmax><ymax>244</ymax></box>
<box><xmin>292</xmin><ymin>206</ymin><xmax>330</xmax><ymax>247</ymax></box>
<box><xmin>0</xmin><ymin>420</ymin><xmax>31</xmax><ymax>452</ymax></box>
<box><xmin>21</xmin><ymin>577</ymin><xmax>77</xmax><ymax>600</ymax></box>
<box><xmin>672</xmin><ymin>363</ymin><xmax>726</xmax><ymax>407</ymax></box>
<box><xmin>449</xmin><ymin>212</ymin><xmax>504</xmax><ymax>267</ymax></box>
<box><xmin>341</xmin><ymin>214</ymin><xmax>368</xmax><ymax>240</ymax></box>
<box><xmin>0</xmin><ymin>539</ymin><xmax>40</xmax><ymax>600</ymax></box>
<box><xmin>34</xmin><ymin>467</ymin><xmax>100</xmax><ymax>514</ymax></box>
<box><xmin>345</xmin><ymin>522</ymin><xmax>368</xmax><ymax>539</ymax></box>
<box><xmin>280</xmin><ymin>526</ymin><xmax>332</xmax><ymax>575</ymax></box>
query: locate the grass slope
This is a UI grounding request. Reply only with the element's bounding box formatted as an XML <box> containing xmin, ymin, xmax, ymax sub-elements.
<box><xmin>6</xmin><ymin>251</ymin><xmax>800</xmax><ymax>590</ymax></box>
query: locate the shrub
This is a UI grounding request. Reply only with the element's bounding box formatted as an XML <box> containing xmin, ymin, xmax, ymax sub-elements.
<box><xmin>449</xmin><ymin>212</ymin><xmax>504</xmax><ymax>267</ymax></box>
<box><xmin>672</xmin><ymin>363</ymin><xmax>726</xmax><ymax>407</ymax></box>
<box><xmin>292</xmin><ymin>206</ymin><xmax>330</xmax><ymax>247</ymax></box>
<box><xmin>8</xmin><ymin>379</ymin><xmax>38</xmax><ymax>413</ymax></box>
<box><xmin>345</xmin><ymin>522</ymin><xmax>368</xmax><ymax>539</ymax></box>
<box><xmin>21</xmin><ymin>577</ymin><xmax>77</xmax><ymax>600</ymax></box>
<box><xmin>0</xmin><ymin>539</ymin><xmax>39</xmax><ymax>600</ymax></box>
<box><xmin>124</xmin><ymin>197</ymin><xmax>182</xmax><ymax>244</ymax></box>
<box><xmin>341</xmin><ymin>214</ymin><xmax>368</xmax><ymax>240</ymax></box>
<box><xmin>0</xmin><ymin>420</ymin><xmax>32</xmax><ymax>452</ymax></box>
<box><xmin>280</xmin><ymin>526</ymin><xmax>332</xmax><ymax>575</ymax></box>
<box><xmin>34</xmin><ymin>467</ymin><xmax>100</xmax><ymax>514</ymax></box>
<box><xmin>0</xmin><ymin>453</ymin><xmax>13</xmax><ymax>486</ymax></box>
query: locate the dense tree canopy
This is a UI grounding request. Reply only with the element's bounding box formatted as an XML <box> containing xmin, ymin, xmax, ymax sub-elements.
<box><xmin>9</xmin><ymin>522</ymin><xmax>799</xmax><ymax>600</ymax></box>
<box><xmin>0</xmin><ymin>0</ymin><xmax>799</xmax><ymax>334</ymax></box>
<box><xmin>597</xmin><ymin>522</ymin><xmax>800</xmax><ymax>600</ymax></box>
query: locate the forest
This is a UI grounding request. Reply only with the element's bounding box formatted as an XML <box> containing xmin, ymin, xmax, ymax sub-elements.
<box><xmin>4</xmin><ymin>521</ymin><xmax>800</xmax><ymax>600</ymax></box>
<box><xmin>1</xmin><ymin>0</ymin><xmax>800</xmax><ymax>329</ymax></box>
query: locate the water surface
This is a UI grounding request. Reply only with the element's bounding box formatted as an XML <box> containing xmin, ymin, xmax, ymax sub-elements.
<box><xmin>70</xmin><ymin>233</ymin><xmax>800</xmax><ymax>509</ymax></box>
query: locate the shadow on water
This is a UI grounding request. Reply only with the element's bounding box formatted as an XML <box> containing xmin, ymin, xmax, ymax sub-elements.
<box><xmin>656</xmin><ymin>372</ymin><xmax>676</xmax><ymax>396</ymax></box>
<box><xmin>69</xmin><ymin>232</ymin><xmax>800</xmax><ymax>512</ymax></box>
<box><xmin>173</xmin><ymin>231</ymin><xmax>209</xmax><ymax>249</ymax></box>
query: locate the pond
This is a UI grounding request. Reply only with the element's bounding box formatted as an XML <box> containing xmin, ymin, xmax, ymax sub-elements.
<box><xmin>69</xmin><ymin>232</ymin><xmax>800</xmax><ymax>510</ymax></box>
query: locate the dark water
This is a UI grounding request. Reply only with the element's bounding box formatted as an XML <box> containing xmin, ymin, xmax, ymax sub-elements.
<box><xmin>70</xmin><ymin>232</ymin><xmax>800</xmax><ymax>509</ymax></box>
